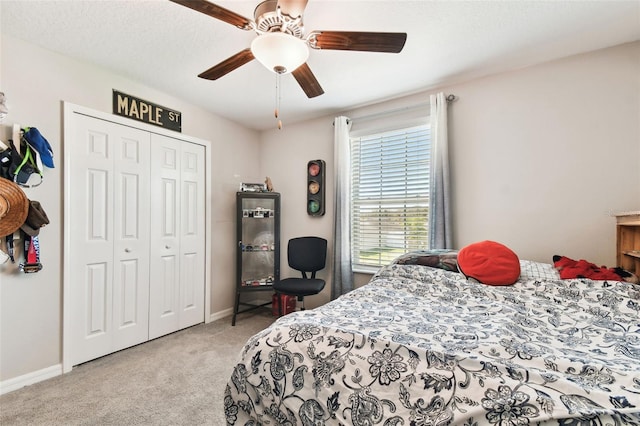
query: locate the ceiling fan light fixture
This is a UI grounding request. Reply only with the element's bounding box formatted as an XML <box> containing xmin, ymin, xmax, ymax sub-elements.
<box><xmin>251</xmin><ymin>32</ymin><xmax>309</xmax><ymax>74</ymax></box>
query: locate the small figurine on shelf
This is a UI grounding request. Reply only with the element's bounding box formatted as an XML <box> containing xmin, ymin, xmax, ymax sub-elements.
<box><xmin>265</xmin><ymin>176</ymin><xmax>274</xmax><ymax>192</ymax></box>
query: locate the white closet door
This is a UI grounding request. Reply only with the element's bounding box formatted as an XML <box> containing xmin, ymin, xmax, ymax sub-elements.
<box><xmin>149</xmin><ymin>135</ymin><xmax>205</xmax><ymax>339</ymax></box>
<box><xmin>68</xmin><ymin>114</ymin><xmax>150</xmax><ymax>366</ymax></box>
<box><xmin>112</xmin><ymin>124</ymin><xmax>151</xmax><ymax>352</ymax></box>
<box><xmin>178</xmin><ymin>141</ymin><xmax>206</xmax><ymax>330</ymax></box>
<box><xmin>149</xmin><ymin>136</ymin><xmax>181</xmax><ymax>338</ymax></box>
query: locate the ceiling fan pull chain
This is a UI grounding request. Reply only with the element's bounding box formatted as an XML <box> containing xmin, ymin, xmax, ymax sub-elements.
<box><xmin>274</xmin><ymin>73</ymin><xmax>279</xmax><ymax>119</ymax></box>
<box><xmin>275</xmin><ymin>72</ymin><xmax>283</xmax><ymax>130</ymax></box>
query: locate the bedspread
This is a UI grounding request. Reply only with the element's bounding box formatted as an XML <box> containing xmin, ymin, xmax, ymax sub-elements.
<box><xmin>225</xmin><ymin>263</ymin><xmax>640</xmax><ymax>425</ymax></box>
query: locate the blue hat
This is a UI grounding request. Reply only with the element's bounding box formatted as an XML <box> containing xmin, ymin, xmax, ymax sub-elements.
<box><xmin>23</xmin><ymin>127</ymin><xmax>54</xmax><ymax>168</ymax></box>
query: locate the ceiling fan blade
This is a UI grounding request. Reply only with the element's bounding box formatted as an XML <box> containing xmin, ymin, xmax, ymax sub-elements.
<box><xmin>276</xmin><ymin>0</ymin><xmax>308</xmax><ymax>19</ymax></box>
<box><xmin>198</xmin><ymin>49</ymin><xmax>255</xmax><ymax>80</ymax></box>
<box><xmin>309</xmin><ymin>31</ymin><xmax>407</xmax><ymax>53</ymax></box>
<box><xmin>292</xmin><ymin>63</ymin><xmax>324</xmax><ymax>98</ymax></box>
<box><xmin>170</xmin><ymin>0</ymin><xmax>253</xmax><ymax>30</ymax></box>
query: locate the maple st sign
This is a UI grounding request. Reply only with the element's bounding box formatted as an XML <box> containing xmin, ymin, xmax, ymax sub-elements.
<box><xmin>112</xmin><ymin>90</ymin><xmax>182</xmax><ymax>132</ymax></box>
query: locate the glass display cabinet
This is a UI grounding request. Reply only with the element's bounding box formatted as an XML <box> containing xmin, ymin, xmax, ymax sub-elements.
<box><xmin>232</xmin><ymin>191</ymin><xmax>280</xmax><ymax>325</ymax></box>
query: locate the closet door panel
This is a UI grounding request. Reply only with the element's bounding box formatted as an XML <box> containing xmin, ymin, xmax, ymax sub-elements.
<box><xmin>179</xmin><ymin>143</ymin><xmax>205</xmax><ymax>329</ymax></box>
<box><xmin>158</xmin><ymin>254</ymin><xmax>179</xmax><ymax>312</ymax></box>
<box><xmin>69</xmin><ymin>118</ymin><xmax>115</xmax><ymax>365</ymax></box>
<box><xmin>87</xmin><ymin>169</ymin><xmax>109</xmax><ymax>241</ymax></box>
<box><xmin>149</xmin><ymin>136</ymin><xmax>205</xmax><ymax>337</ymax></box>
<box><xmin>69</xmin><ymin>116</ymin><xmax>150</xmax><ymax>365</ymax></box>
<box><xmin>112</xmin><ymin>128</ymin><xmax>151</xmax><ymax>351</ymax></box>
<box><xmin>149</xmin><ymin>136</ymin><xmax>182</xmax><ymax>339</ymax></box>
<box><xmin>85</xmin><ymin>262</ymin><xmax>110</xmax><ymax>338</ymax></box>
<box><xmin>180</xmin><ymin>252</ymin><xmax>198</xmax><ymax>312</ymax></box>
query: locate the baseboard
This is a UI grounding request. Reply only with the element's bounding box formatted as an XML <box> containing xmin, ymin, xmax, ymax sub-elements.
<box><xmin>208</xmin><ymin>298</ymin><xmax>271</xmax><ymax>323</ymax></box>
<box><xmin>209</xmin><ymin>307</ymin><xmax>233</xmax><ymax>322</ymax></box>
<box><xmin>0</xmin><ymin>364</ymin><xmax>62</xmax><ymax>395</ymax></box>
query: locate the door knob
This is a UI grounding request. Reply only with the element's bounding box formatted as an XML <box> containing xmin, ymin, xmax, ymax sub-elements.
<box><xmin>124</xmin><ymin>248</ymin><xmax>131</xmax><ymax>253</ymax></box>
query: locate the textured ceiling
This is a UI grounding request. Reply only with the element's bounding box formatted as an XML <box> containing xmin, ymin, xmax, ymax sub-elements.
<box><xmin>2</xmin><ymin>0</ymin><xmax>639</xmax><ymax>131</ymax></box>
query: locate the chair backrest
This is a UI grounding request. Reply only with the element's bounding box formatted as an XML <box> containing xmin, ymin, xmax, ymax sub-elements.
<box><xmin>287</xmin><ymin>236</ymin><xmax>327</xmax><ymax>278</ymax></box>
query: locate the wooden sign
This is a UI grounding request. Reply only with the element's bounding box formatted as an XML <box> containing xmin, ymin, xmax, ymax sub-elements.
<box><xmin>112</xmin><ymin>90</ymin><xmax>181</xmax><ymax>132</ymax></box>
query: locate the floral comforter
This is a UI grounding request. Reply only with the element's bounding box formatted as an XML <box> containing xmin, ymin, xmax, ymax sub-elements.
<box><xmin>225</xmin><ymin>263</ymin><xmax>640</xmax><ymax>425</ymax></box>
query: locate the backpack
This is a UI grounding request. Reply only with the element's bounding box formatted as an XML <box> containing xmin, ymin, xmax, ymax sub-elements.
<box><xmin>0</xmin><ymin>136</ymin><xmax>43</xmax><ymax>187</ymax></box>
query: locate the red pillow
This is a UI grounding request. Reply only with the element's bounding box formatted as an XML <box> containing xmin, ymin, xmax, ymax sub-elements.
<box><xmin>457</xmin><ymin>240</ymin><xmax>520</xmax><ymax>286</ymax></box>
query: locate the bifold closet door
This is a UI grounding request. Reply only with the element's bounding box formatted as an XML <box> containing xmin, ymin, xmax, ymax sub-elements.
<box><xmin>149</xmin><ymin>134</ymin><xmax>205</xmax><ymax>340</ymax></box>
<box><xmin>68</xmin><ymin>114</ymin><xmax>151</xmax><ymax>366</ymax></box>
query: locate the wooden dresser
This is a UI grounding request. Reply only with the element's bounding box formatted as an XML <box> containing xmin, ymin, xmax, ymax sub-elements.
<box><xmin>616</xmin><ymin>211</ymin><xmax>640</xmax><ymax>276</ymax></box>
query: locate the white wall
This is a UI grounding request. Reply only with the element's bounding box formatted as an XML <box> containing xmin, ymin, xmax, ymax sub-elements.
<box><xmin>261</xmin><ymin>41</ymin><xmax>640</xmax><ymax>305</ymax></box>
<box><xmin>259</xmin><ymin>116</ymin><xmax>335</xmax><ymax>306</ymax></box>
<box><xmin>449</xmin><ymin>41</ymin><xmax>639</xmax><ymax>261</ymax></box>
<box><xmin>0</xmin><ymin>35</ymin><xmax>261</xmax><ymax>383</ymax></box>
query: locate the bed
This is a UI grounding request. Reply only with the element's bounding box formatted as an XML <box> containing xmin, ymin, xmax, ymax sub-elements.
<box><xmin>224</xmin><ymin>254</ymin><xmax>640</xmax><ymax>425</ymax></box>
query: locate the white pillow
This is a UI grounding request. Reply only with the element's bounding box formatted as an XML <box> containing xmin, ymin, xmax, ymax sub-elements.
<box><xmin>519</xmin><ymin>260</ymin><xmax>560</xmax><ymax>281</ymax></box>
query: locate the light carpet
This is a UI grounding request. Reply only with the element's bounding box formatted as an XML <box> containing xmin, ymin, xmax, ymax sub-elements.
<box><xmin>0</xmin><ymin>310</ymin><xmax>275</xmax><ymax>425</ymax></box>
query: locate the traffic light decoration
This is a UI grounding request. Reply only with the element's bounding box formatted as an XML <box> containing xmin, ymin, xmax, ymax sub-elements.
<box><xmin>307</xmin><ymin>159</ymin><xmax>325</xmax><ymax>216</ymax></box>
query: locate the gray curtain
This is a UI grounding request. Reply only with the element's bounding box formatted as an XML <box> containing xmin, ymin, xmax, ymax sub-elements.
<box><xmin>331</xmin><ymin>116</ymin><xmax>354</xmax><ymax>299</ymax></box>
<box><xmin>429</xmin><ymin>93</ymin><xmax>452</xmax><ymax>249</ymax></box>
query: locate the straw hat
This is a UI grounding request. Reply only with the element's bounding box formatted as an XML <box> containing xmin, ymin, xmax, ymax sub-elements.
<box><xmin>0</xmin><ymin>178</ymin><xmax>29</xmax><ymax>237</ymax></box>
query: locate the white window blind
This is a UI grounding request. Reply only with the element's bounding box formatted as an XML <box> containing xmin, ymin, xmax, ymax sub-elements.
<box><xmin>351</xmin><ymin>124</ymin><xmax>431</xmax><ymax>268</ymax></box>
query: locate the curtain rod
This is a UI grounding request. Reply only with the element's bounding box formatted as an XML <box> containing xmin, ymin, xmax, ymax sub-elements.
<box><xmin>336</xmin><ymin>94</ymin><xmax>456</xmax><ymax>125</ymax></box>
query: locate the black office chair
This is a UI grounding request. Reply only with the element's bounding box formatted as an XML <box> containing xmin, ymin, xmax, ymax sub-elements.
<box><xmin>273</xmin><ymin>236</ymin><xmax>327</xmax><ymax>311</ymax></box>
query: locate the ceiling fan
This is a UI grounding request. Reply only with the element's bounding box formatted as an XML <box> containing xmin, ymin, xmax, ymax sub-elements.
<box><xmin>170</xmin><ymin>0</ymin><xmax>407</xmax><ymax>99</ymax></box>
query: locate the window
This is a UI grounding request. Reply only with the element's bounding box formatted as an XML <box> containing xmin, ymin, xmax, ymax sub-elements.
<box><xmin>351</xmin><ymin>124</ymin><xmax>431</xmax><ymax>269</ymax></box>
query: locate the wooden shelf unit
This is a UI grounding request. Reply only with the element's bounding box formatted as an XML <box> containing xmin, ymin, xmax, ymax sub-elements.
<box><xmin>616</xmin><ymin>212</ymin><xmax>640</xmax><ymax>276</ymax></box>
